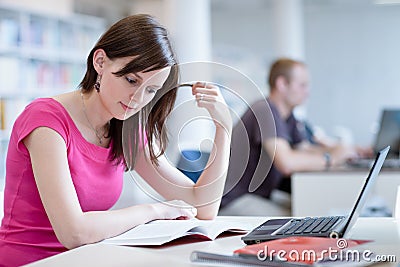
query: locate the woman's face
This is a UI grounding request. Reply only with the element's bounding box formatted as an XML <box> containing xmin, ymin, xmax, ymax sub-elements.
<box><xmin>98</xmin><ymin>55</ymin><xmax>171</xmax><ymax>120</ymax></box>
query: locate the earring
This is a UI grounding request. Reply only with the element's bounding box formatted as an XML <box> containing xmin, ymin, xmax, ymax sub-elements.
<box><xmin>94</xmin><ymin>75</ymin><xmax>101</xmax><ymax>92</ymax></box>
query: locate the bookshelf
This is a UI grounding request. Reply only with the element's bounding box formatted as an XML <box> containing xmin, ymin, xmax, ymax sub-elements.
<box><xmin>0</xmin><ymin>4</ymin><xmax>106</xmax><ymax>182</ymax></box>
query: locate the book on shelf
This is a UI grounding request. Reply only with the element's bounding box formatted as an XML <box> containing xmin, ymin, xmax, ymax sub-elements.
<box><xmin>100</xmin><ymin>218</ymin><xmax>254</xmax><ymax>246</ymax></box>
<box><xmin>0</xmin><ymin>99</ymin><xmax>5</xmax><ymax>131</ymax></box>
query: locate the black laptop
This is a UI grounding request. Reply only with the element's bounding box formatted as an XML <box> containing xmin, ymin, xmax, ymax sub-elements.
<box><xmin>241</xmin><ymin>146</ymin><xmax>390</xmax><ymax>245</ymax></box>
<box><xmin>348</xmin><ymin>110</ymin><xmax>400</xmax><ymax>168</ymax></box>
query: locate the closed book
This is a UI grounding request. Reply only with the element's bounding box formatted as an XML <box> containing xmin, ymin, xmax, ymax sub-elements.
<box><xmin>234</xmin><ymin>236</ymin><xmax>371</xmax><ymax>265</ymax></box>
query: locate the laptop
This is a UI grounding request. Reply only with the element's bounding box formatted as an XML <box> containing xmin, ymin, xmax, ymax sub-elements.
<box><xmin>241</xmin><ymin>146</ymin><xmax>390</xmax><ymax>245</ymax></box>
<box><xmin>348</xmin><ymin>109</ymin><xmax>400</xmax><ymax>168</ymax></box>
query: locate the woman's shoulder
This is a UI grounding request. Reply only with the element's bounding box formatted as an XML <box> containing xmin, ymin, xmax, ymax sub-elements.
<box><xmin>15</xmin><ymin>97</ymin><xmax>73</xmax><ymax>130</ymax></box>
<box><xmin>27</xmin><ymin>97</ymin><xmax>64</xmax><ymax>109</ymax></box>
<box><xmin>23</xmin><ymin>97</ymin><xmax>69</xmax><ymax>117</ymax></box>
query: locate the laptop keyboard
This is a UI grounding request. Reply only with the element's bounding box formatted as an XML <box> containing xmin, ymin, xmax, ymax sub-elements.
<box><xmin>273</xmin><ymin>216</ymin><xmax>345</xmax><ymax>235</ymax></box>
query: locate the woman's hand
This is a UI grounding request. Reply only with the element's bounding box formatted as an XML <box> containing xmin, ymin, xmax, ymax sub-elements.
<box><xmin>192</xmin><ymin>82</ymin><xmax>232</xmax><ymax>132</ymax></box>
<box><xmin>150</xmin><ymin>200</ymin><xmax>197</xmax><ymax>220</ymax></box>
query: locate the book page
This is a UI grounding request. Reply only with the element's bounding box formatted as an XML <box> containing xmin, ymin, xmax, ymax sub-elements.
<box><xmin>193</xmin><ymin>220</ymin><xmax>250</xmax><ymax>240</ymax></box>
<box><xmin>101</xmin><ymin>220</ymin><xmax>202</xmax><ymax>245</ymax></box>
<box><xmin>101</xmin><ymin>218</ymin><xmax>253</xmax><ymax>246</ymax></box>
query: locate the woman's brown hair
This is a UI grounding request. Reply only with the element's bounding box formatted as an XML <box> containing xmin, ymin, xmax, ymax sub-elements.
<box><xmin>79</xmin><ymin>14</ymin><xmax>179</xmax><ymax>170</ymax></box>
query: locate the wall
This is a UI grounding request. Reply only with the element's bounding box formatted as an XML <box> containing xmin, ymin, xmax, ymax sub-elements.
<box><xmin>305</xmin><ymin>3</ymin><xmax>400</xmax><ymax>145</ymax></box>
<box><xmin>212</xmin><ymin>0</ymin><xmax>400</xmax><ymax>146</ymax></box>
<box><xmin>211</xmin><ymin>1</ymin><xmax>275</xmax><ymax>92</ymax></box>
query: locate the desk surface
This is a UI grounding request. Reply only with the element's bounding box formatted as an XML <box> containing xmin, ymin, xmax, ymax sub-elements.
<box><xmin>291</xmin><ymin>170</ymin><xmax>400</xmax><ymax>217</ymax></box>
<box><xmin>299</xmin><ymin>166</ymin><xmax>400</xmax><ymax>173</ymax></box>
<box><xmin>26</xmin><ymin>217</ymin><xmax>400</xmax><ymax>267</ymax></box>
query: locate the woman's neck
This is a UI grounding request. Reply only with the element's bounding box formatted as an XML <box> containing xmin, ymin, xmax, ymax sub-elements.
<box><xmin>79</xmin><ymin>90</ymin><xmax>111</xmax><ymax>130</ymax></box>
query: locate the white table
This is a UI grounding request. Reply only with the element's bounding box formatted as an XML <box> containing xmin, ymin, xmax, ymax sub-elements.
<box><xmin>25</xmin><ymin>217</ymin><xmax>400</xmax><ymax>267</ymax></box>
<box><xmin>291</xmin><ymin>168</ymin><xmax>400</xmax><ymax>217</ymax></box>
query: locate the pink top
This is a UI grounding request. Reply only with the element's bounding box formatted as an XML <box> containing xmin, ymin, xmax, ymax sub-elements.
<box><xmin>0</xmin><ymin>98</ymin><xmax>126</xmax><ymax>267</ymax></box>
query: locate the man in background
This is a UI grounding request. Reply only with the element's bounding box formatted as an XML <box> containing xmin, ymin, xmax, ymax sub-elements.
<box><xmin>219</xmin><ymin>58</ymin><xmax>370</xmax><ymax>215</ymax></box>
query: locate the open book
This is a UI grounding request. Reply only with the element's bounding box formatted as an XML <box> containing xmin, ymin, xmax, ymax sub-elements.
<box><xmin>101</xmin><ymin>218</ymin><xmax>253</xmax><ymax>246</ymax></box>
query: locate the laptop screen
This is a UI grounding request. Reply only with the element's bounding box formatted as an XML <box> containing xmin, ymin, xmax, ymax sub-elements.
<box><xmin>374</xmin><ymin>110</ymin><xmax>400</xmax><ymax>157</ymax></box>
<box><xmin>342</xmin><ymin>146</ymin><xmax>389</xmax><ymax>237</ymax></box>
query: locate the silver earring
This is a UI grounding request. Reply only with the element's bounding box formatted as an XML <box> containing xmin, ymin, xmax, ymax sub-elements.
<box><xmin>94</xmin><ymin>75</ymin><xmax>101</xmax><ymax>92</ymax></box>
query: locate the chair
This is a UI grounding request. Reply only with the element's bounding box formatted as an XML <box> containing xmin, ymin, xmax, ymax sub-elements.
<box><xmin>176</xmin><ymin>150</ymin><xmax>210</xmax><ymax>182</ymax></box>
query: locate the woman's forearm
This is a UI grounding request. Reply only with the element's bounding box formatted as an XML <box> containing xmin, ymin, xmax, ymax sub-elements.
<box><xmin>58</xmin><ymin>199</ymin><xmax>196</xmax><ymax>249</ymax></box>
<box><xmin>194</xmin><ymin>125</ymin><xmax>232</xmax><ymax>219</ymax></box>
<box><xmin>56</xmin><ymin>203</ymin><xmax>157</xmax><ymax>249</ymax></box>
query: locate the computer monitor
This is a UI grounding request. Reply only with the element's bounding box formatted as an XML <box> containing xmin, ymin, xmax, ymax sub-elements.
<box><xmin>374</xmin><ymin>109</ymin><xmax>400</xmax><ymax>157</ymax></box>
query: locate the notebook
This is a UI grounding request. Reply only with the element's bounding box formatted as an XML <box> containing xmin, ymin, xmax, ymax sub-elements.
<box><xmin>348</xmin><ymin>109</ymin><xmax>400</xmax><ymax>168</ymax></box>
<box><xmin>241</xmin><ymin>146</ymin><xmax>390</xmax><ymax>245</ymax></box>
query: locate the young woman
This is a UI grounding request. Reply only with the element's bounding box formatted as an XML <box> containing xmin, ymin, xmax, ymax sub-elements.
<box><xmin>0</xmin><ymin>14</ymin><xmax>232</xmax><ymax>266</ymax></box>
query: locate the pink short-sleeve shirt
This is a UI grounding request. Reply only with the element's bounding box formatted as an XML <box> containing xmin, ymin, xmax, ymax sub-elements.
<box><xmin>0</xmin><ymin>98</ymin><xmax>129</xmax><ymax>266</ymax></box>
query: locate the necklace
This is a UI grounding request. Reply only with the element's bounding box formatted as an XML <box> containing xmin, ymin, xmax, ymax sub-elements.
<box><xmin>80</xmin><ymin>92</ymin><xmax>108</xmax><ymax>144</ymax></box>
